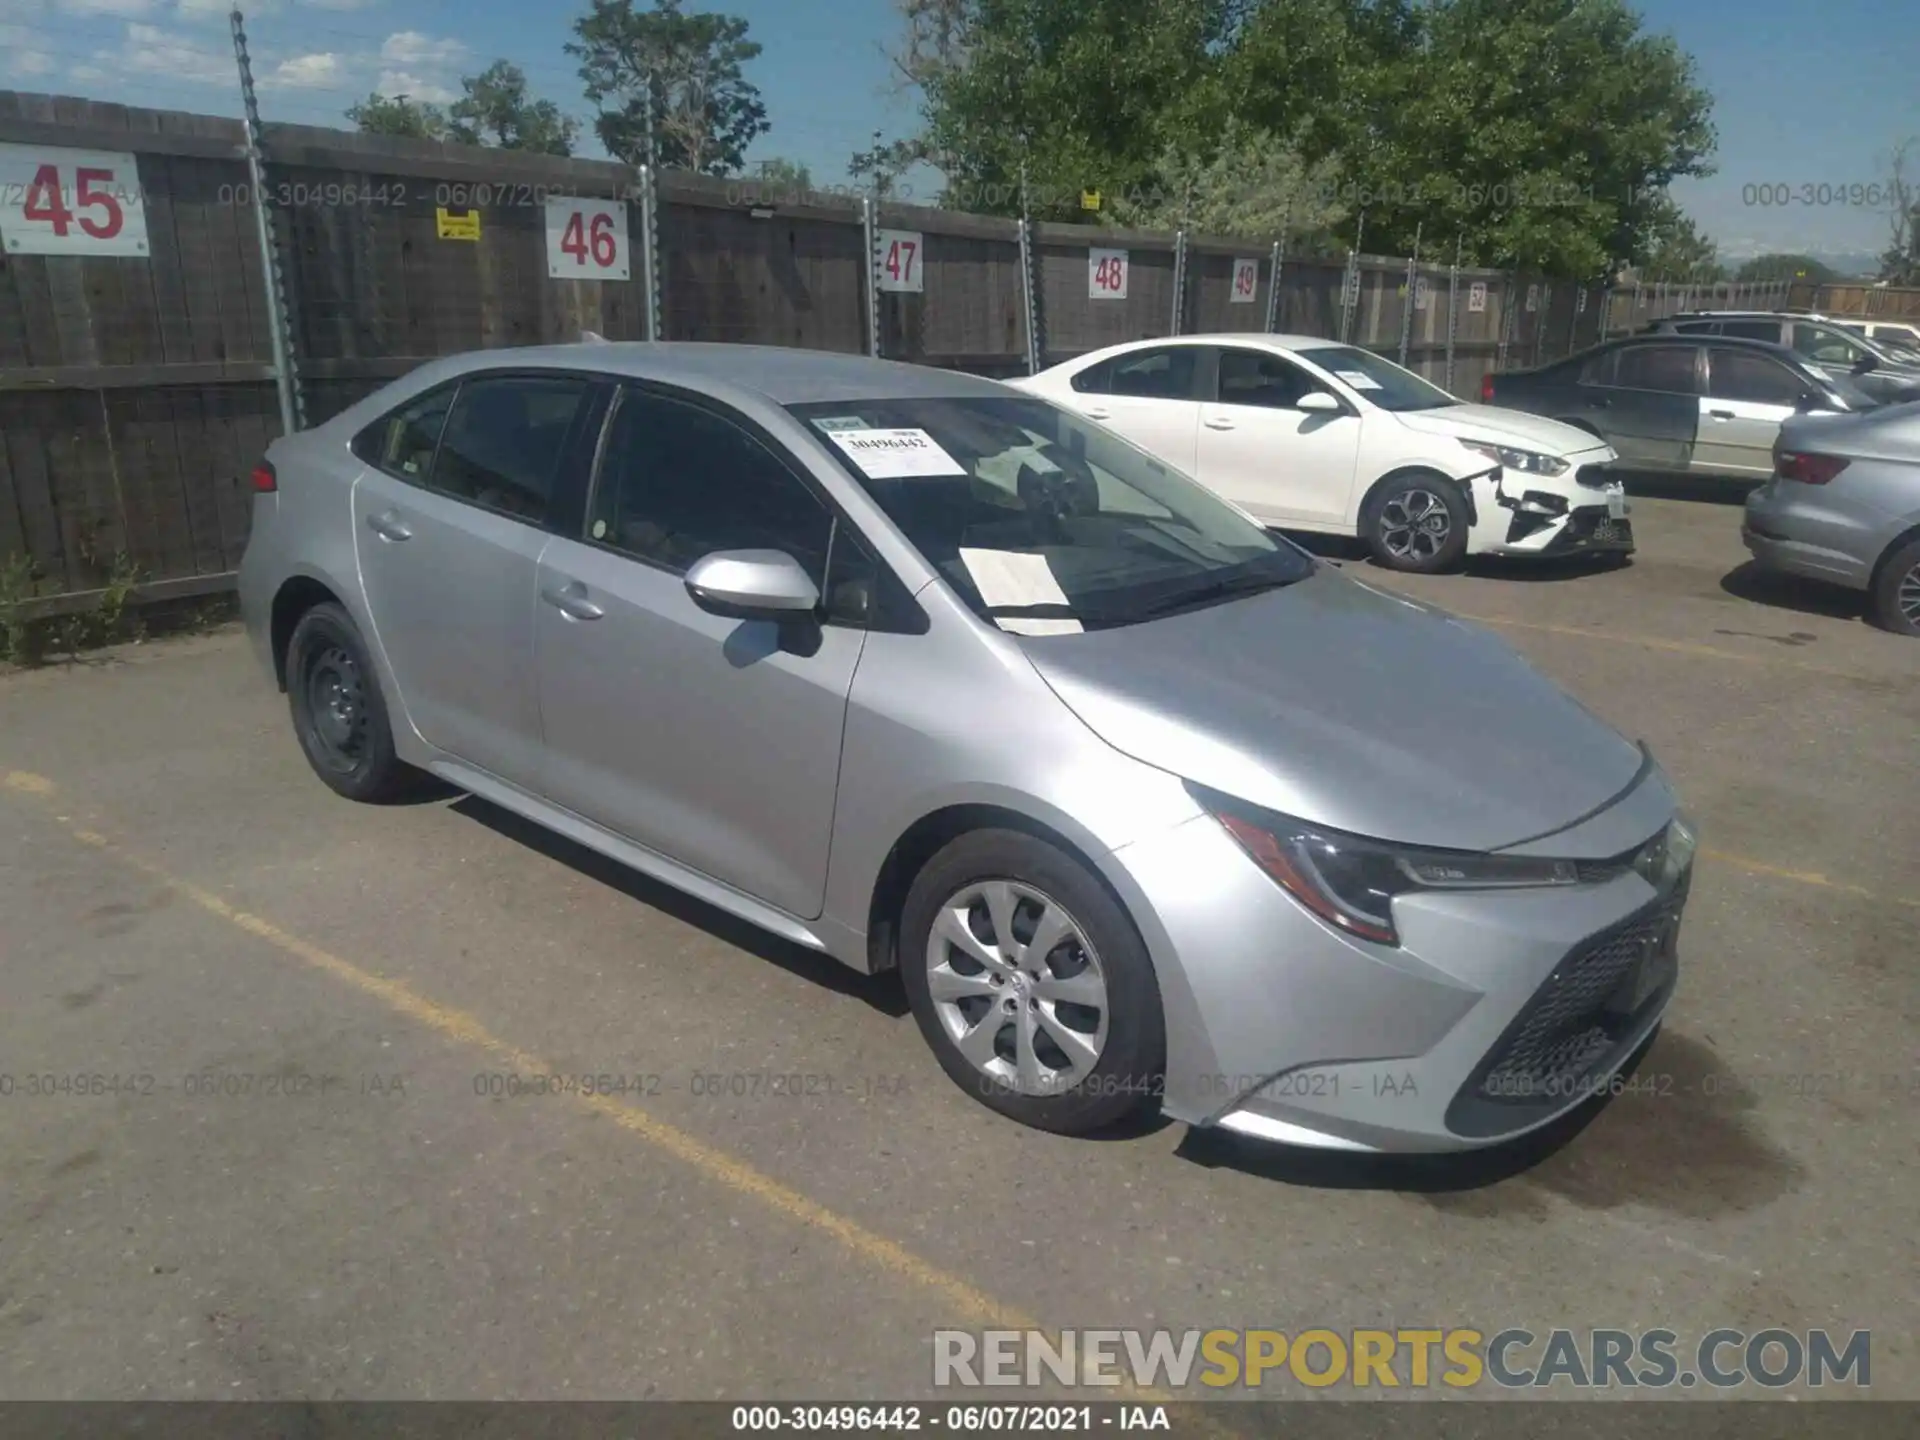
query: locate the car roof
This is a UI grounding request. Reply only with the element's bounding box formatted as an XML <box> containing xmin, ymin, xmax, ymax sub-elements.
<box><xmin>1611</xmin><ymin>333</ymin><xmax>1805</xmax><ymax>355</ymax></box>
<box><xmin>389</xmin><ymin>341</ymin><xmax>1014</xmax><ymax>407</ymax></box>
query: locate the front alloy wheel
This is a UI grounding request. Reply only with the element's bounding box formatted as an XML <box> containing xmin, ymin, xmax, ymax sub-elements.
<box><xmin>925</xmin><ymin>879</ymin><xmax>1109</xmax><ymax>1095</ymax></box>
<box><xmin>1379</xmin><ymin>488</ymin><xmax>1452</xmax><ymax>563</ymax></box>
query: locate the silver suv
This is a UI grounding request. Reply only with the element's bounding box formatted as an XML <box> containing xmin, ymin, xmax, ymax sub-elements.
<box><xmin>1648</xmin><ymin>312</ymin><xmax>1920</xmax><ymax>404</ymax></box>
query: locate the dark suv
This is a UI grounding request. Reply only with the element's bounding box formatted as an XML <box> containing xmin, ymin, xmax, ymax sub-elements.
<box><xmin>1643</xmin><ymin>312</ymin><xmax>1920</xmax><ymax>405</ymax></box>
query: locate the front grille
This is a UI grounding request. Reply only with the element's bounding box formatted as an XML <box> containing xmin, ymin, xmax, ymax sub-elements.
<box><xmin>1446</xmin><ymin>882</ymin><xmax>1688</xmax><ymax>1136</ymax></box>
<box><xmin>1557</xmin><ymin>509</ymin><xmax>1634</xmax><ymax>548</ymax></box>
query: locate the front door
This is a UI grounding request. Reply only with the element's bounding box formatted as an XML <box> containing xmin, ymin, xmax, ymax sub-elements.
<box><xmin>533</xmin><ymin>386</ymin><xmax>866</xmax><ymax>920</ymax></box>
<box><xmin>1697</xmin><ymin>347</ymin><xmax>1804</xmax><ymax>478</ymax></box>
<box><xmin>1195</xmin><ymin>347</ymin><xmax>1362</xmax><ymax>525</ymax></box>
<box><xmin>352</xmin><ymin>372</ymin><xmax>599</xmax><ymax>784</ymax></box>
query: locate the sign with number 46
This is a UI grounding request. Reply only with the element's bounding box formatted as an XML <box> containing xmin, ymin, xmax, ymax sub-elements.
<box><xmin>545</xmin><ymin>196</ymin><xmax>630</xmax><ymax>280</ymax></box>
<box><xmin>0</xmin><ymin>143</ymin><xmax>149</xmax><ymax>257</ymax></box>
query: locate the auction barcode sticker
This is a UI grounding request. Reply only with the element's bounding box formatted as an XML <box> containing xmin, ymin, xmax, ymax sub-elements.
<box><xmin>827</xmin><ymin>427</ymin><xmax>968</xmax><ymax>478</ymax></box>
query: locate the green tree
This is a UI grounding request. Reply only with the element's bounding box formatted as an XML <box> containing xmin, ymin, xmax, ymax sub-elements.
<box><xmin>849</xmin><ymin>137</ymin><xmax>922</xmax><ymax>201</ymax></box>
<box><xmin>344</xmin><ymin>93</ymin><xmax>448</xmax><ymax>141</ymax></box>
<box><xmin>1104</xmin><ymin>119</ymin><xmax>1346</xmax><ymax>246</ymax></box>
<box><xmin>1733</xmin><ymin>253</ymin><xmax>1836</xmax><ymax>285</ymax></box>
<box><xmin>567</xmin><ymin>0</ymin><xmax>769</xmax><ymax>174</ymax></box>
<box><xmin>448</xmin><ymin>61</ymin><xmax>579</xmax><ymax>155</ymax></box>
<box><xmin>1879</xmin><ymin>139</ymin><xmax>1918</xmax><ymax>285</ymax></box>
<box><xmin>751</xmin><ymin>157</ymin><xmax>813</xmax><ymax>189</ymax></box>
<box><xmin>1637</xmin><ymin>198</ymin><xmax>1724</xmax><ymax>281</ymax></box>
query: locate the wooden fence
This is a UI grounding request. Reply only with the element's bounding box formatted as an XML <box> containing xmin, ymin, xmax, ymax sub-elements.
<box><xmin>1790</xmin><ymin>282</ymin><xmax>1920</xmax><ymax>320</ymax></box>
<box><xmin>0</xmin><ymin>90</ymin><xmax>1750</xmax><ymax>608</ymax></box>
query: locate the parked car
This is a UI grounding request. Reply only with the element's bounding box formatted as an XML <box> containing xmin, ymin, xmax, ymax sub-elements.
<box><xmin>1011</xmin><ymin>335</ymin><xmax>1632</xmax><ymax>573</ymax></box>
<box><xmin>1485</xmin><ymin>334</ymin><xmax>1878</xmax><ymax>481</ymax></box>
<box><xmin>1743</xmin><ymin>399</ymin><xmax>1920</xmax><ymax>636</ymax></box>
<box><xmin>1835</xmin><ymin>318</ymin><xmax>1920</xmax><ymax>363</ymax></box>
<box><xmin>239</xmin><ymin>343</ymin><xmax>1695</xmax><ymax>1153</ymax></box>
<box><xmin>1643</xmin><ymin>311</ymin><xmax>1920</xmax><ymax>405</ymax></box>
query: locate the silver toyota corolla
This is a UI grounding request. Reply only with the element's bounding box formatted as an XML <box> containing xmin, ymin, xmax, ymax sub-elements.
<box><xmin>239</xmin><ymin>343</ymin><xmax>1695</xmax><ymax>1153</ymax></box>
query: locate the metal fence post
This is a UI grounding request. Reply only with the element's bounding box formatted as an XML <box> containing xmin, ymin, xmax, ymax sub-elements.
<box><xmin>637</xmin><ymin>163</ymin><xmax>661</xmax><ymax>342</ymax></box>
<box><xmin>861</xmin><ymin>195</ymin><xmax>882</xmax><ymax>358</ymax></box>
<box><xmin>1017</xmin><ymin>217</ymin><xmax>1042</xmax><ymax>375</ymax></box>
<box><xmin>1264</xmin><ymin>237</ymin><xmax>1283</xmax><ymax>333</ymax></box>
<box><xmin>1397</xmin><ymin>224</ymin><xmax>1421</xmax><ymax>366</ymax></box>
<box><xmin>1169</xmin><ymin>228</ymin><xmax>1188</xmax><ymax>336</ymax></box>
<box><xmin>1496</xmin><ymin>276</ymin><xmax>1515</xmax><ymax>372</ymax></box>
<box><xmin>230</xmin><ymin>8</ymin><xmax>302</xmax><ymax>434</ymax></box>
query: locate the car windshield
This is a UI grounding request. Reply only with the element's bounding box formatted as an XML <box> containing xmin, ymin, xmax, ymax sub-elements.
<box><xmin>789</xmin><ymin>395</ymin><xmax>1314</xmax><ymax>634</ymax></box>
<box><xmin>1298</xmin><ymin>345</ymin><xmax>1457</xmax><ymax>411</ymax></box>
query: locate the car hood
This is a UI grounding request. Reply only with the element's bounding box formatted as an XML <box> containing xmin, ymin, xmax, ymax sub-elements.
<box><xmin>1393</xmin><ymin>403</ymin><xmax>1610</xmax><ymax>457</ymax></box>
<box><xmin>1020</xmin><ymin>568</ymin><xmax>1646</xmax><ymax>852</ymax></box>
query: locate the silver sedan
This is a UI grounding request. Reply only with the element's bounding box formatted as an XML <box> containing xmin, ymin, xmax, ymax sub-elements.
<box><xmin>1744</xmin><ymin>399</ymin><xmax>1920</xmax><ymax>636</ymax></box>
<box><xmin>238</xmin><ymin>343</ymin><xmax>1694</xmax><ymax>1152</ymax></box>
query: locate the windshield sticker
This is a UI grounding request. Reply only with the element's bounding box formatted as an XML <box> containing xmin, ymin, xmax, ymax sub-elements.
<box><xmin>828</xmin><ymin>427</ymin><xmax>968</xmax><ymax>478</ymax></box>
<box><xmin>810</xmin><ymin>415</ymin><xmax>873</xmax><ymax>433</ymax></box>
<box><xmin>1334</xmin><ymin>370</ymin><xmax>1382</xmax><ymax>390</ymax></box>
<box><xmin>958</xmin><ymin>548</ymin><xmax>1083</xmax><ymax>636</ymax></box>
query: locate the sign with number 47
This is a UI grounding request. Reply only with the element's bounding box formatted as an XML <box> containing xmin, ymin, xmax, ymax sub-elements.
<box><xmin>875</xmin><ymin>229</ymin><xmax>923</xmax><ymax>293</ymax></box>
<box><xmin>545</xmin><ymin>196</ymin><xmax>630</xmax><ymax>280</ymax></box>
<box><xmin>0</xmin><ymin>143</ymin><xmax>148</xmax><ymax>257</ymax></box>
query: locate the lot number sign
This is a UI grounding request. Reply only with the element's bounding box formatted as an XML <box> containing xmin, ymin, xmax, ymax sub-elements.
<box><xmin>545</xmin><ymin>196</ymin><xmax>631</xmax><ymax>280</ymax></box>
<box><xmin>1468</xmin><ymin>281</ymin><xmax>1489</xmax><ymax>313</ymax></box>
<box><xmin>0</xmin><ymin>143</ymin><xmax>149</xmax><ymax>257</ymax></box>
<box><xmin>1229</xmin><ymin>257</ymin><xmax>1259</xmax><ymax>303</ymax></box>
<box><xmin>875</xmin><ymin>229</ymin><xmax>924</xmax><ymax>293</ymax></box>
<box><xmin>1089</xmin><ymin>247</ymin><xmax>1129</xmax><ymax>299</ymax></box>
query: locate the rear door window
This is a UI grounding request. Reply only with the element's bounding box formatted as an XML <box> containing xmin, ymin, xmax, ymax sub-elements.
<box><xmin>1611</xmin><ymin>345</ymin><xmax>1701</xmax><ymax>394</ymax></box>
<box><xmin>431</xmin><ymin>375</ymin><xmax>596</xmax><ymax>526</ymax></box>
<box><xmin>1106</xmin><ymin>347</ymin><xmax>1199</xmax><ymax>400</ymax></box>
<box><xmin>1706</xmin><ymin>349</ymin><xmax>1805</xmax><ymax>405</ymax></box>
<box><xmin>353</xmin><ymin>385</ymin><xmax>456</xmax><ymax>480</ymax></box>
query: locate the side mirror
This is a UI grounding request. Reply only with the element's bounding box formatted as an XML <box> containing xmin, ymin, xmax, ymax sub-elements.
<box><xmin>1296</xmin><ymin>391</ymin><xmax>1342</xmax><ymax>413</ymax></box>
<box><xmin>1851</xmin><ymin>354</ymin><xmax>1879</xmax><ymax>375</ymax></box>
<box><xmin>684</xmin><ymin>549</ymin><xmax>820</xmax><ymax>620</ymax></box>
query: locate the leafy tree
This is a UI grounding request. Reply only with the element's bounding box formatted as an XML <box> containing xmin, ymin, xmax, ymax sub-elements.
<box><xmin>448</xmin><ymin>61</ymin><xmax>579</xmax><ymax>155</ymax></box>
<box><xmin>849</xmin><ymin>136</ymin><xmax>923</xmax><ymax>201</ymax></box>
<box><xmin>567</xmin><ymin>0</ymin><xmax>769</xmax><ymax>174</ymax></box>
<box><xmin>345</xmin><ymin>93</ymin><xmax>448</xmax><ymax>141</ymax></box>
<box><xmin>1880</xmin><ymin>139</ymin><xmax>1919</xmax><ymax>285</ymax></box>
<box><xmin>1733</xmin><ymin>253</ymin><xmax>1836</xmax><ymax>285</ymax></box>
<box><xmin>751</xmin><ymin>157</ymin><xmax>813</xmax><ymax>189</ymax></box>
<box><xmin>1636</xmin><ymin>198</ymin><xmax>1724</xmax><ymax>281</ymax></box>
<box><xmin>1104</xmin><ymin>119</ymin><xmax>1346</xmax><ymax>246</ymax></box>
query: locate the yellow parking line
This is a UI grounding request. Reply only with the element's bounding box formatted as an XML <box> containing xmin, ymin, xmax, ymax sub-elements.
<box><xmin>4</xmin><ymin>768</ymin><xmax>1195</xmax><ymax>1408</ymax></box>
<box><xmin>1450</xmin><ymin>614</ymin><xmax>1876</xmax><ymax>679</ymax></box>
<box><xmin>1702</xmin><ymin>846</ymin><xmax>1918</xmax><ymax>910</ymax></box>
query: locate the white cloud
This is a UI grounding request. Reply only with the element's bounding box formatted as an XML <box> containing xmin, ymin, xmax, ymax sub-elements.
<box><xmin>299</xmin><ymin>0</ymin><xmax>379</xmax><ymax>10</ymax></box>
<box><xmin>379</xmin><ymin>30</ymin><xmax>463</xmax><ymax>68</ymax></box>
<box><xmin>68</xmin><ymin>62</ymin><xmax>108</xmax><ymax>81</ymax></box>
<box><xmin>267</xmin><ymin>50</ymin><xmax>346</xmax><ymax>88</ymax></box>
<box><xmin>1</xmin><ymin>23</ymin><xmax>55</xmax><ymax>74</ymax></box>
<box><xmin>373</xmin><ymin>68</ymin><xmax>454</xmax><ymax>103</ymax></box>
<box><xmin>101</xmin><ymin>20</ymin><xmax>234</xmax><ymax>83</ymax></box>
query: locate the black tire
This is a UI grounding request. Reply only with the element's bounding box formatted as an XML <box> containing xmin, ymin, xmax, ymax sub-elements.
<box><xmin>1363</xmin><ymin>472</ymin><xmax>1471</xmax><ymax>573</ymax></box>
<box><xmin>1869</xmin><ymin>535</ymin><xmax>1920</xmax><ymax>638</ymax></box>
<box><xmin>284</xmin><ymin>601</ymin><xmax>417</xmax><ymax>802</ymax></box>
<box><xmin>899</xmin><ymin>829</ymin><xmax>1165</xmax><ymax>1135</ymax></box>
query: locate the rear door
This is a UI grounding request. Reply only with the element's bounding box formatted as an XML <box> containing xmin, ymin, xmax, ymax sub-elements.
<box><xmin>1194</xmin><ymin>346</ymin><xmax>1361</xmax><ymax>524</ymax></box>
<box><xmin>1698</xmin><ymin>346</ymin><xmax>1805</xmax><ymax>477</ymax></box>
<box><xmin>351</xmin><ymin>371</ymin><xmax>604</xmax><ymax>785</ymax></box>
<box><xmin>532</xmin><ymin>385</ymin><xmax>867</xmax><ymax>920</ymax></box>
<box><xmin>1062</xmin><ymin>346</ymin><xmax>1201</xmax><ymax>475</ymax></box>
<box><xmin>1596</xmin><ymin>344</ymin><xmax>1704</xmax><ymax>470</ymax></box>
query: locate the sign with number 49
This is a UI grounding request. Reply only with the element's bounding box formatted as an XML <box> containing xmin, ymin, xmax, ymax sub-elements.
<box><xmin>0</xmin><ymin>143</ymin><xmax>148</xmax><ymax>257</ymax></box>
<box><xmin>545</xmin><ymin>196</ymin><xmax>630</xmax><ymax>280</ymax></box>
<box><xmin>1229</xmin><ymin>257</ymin><xmax>1259</xmax><ymax>303</ymax></box>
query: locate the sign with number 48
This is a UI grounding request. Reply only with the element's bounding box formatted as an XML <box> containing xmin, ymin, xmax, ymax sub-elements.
<box><xmin>875</xmin><ymin>229</ymin><xmax>923</xmax><ymax>293</ymax></box>
<box><xmin>0</xmin><ymin>143</ymin><xmax>148</xmax><ymax>257</ymax></box>
<box><xmin>545</xmin><ymin>196</ymin><xmax>630</xmax><ymax>280</ymax></box>
<box><xmin>1088</xmin><ymin>247</ymin><xmax>1129</xmax><ymax>300</ymax></box>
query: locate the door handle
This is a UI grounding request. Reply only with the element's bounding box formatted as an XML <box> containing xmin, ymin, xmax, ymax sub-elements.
<box><xmin>539</xmin><ymin>580</ymin><xmax>605</xmax><ymax>621</ymax></box>
<box><xmin>1203</xmin><ymin>417</ymin><xmax>1236</xmax><ymax>431</ymax></box>
<box><xmin>1708</xmin><ymin>409</ymin><xmax>1735</xmax><ymax>420</ymax></box>
<box><xmin>365</xmin><ymin>510</ymin><xmax>412</xmax><ymax>542</ymax></box>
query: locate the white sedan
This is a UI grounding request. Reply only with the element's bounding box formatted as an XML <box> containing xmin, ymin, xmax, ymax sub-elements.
<box><xmin>1012</xmin><ymin>334</ymin><xmax>1631</xmax><ymax>572</ymax></box>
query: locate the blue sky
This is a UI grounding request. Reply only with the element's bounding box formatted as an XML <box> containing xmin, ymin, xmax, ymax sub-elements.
<box><xmin>2</xmin><ymin>0</ymin><xmax>1915</xmax><ymax>262</ymax></box>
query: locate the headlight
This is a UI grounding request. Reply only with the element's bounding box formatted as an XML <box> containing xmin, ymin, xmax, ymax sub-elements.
<box><xmin>1634</xmin><ymin>812</ymin><xmax>1697</xmax><ymax>893</ymax></box>
<box><xmin>1194</xmin><ymin>787</ymin><xmax>1580</xmax><ymax>946</ymax></box>
<box><xmin>1460</xmin><ymin>438</ymin><xmax>1570</xmax><ymax>476</ymax></box>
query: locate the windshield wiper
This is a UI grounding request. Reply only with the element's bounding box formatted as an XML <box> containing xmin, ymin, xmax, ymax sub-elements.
<box><xmin>1130</xmin><ymin>569</ymin><xmax>1308</xmax><ymax>619</ymax></box>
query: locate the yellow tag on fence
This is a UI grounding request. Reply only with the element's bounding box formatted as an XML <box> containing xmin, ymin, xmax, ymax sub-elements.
<box><xmin>436</xmin><ymin>207</ymin><xmax>481</xmax><ymax>241</ymax></box>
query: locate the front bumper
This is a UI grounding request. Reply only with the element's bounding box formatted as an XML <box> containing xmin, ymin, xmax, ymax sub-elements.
<box><xmin>1469</xmin><ymin>457</ymin><xmax>1633</xmax><ymax>559</ymax></box>
<box><xmin>1114</xmin><ymin>765</ymin><xmax>1686</xmax><ymax>1152</ymax></box>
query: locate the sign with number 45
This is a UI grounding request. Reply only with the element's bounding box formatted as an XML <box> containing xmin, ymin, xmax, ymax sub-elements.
<box><xmin>545</xmin><ymin>196</ymin><xmax>630</xmax><ymax>281</ymax></box>
<box><xmin>0</xmin><ymin>143</ymin><xmax>149</xmax><ymax>257</ymax></box>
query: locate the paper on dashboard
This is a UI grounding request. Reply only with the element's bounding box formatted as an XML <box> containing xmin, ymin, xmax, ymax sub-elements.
<box><xmin>958</xmin><ymin>548</ymin><xmax>1083</xmax><ymax>636</ymax></box>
